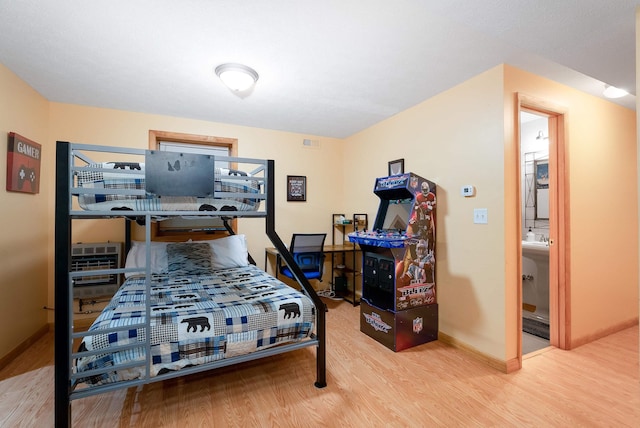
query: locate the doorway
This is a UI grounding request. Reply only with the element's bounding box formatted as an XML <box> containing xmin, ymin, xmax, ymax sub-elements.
<box><xmin>520</xmin><ymin>110</ymin><xmax>551</xmax><ymax>354</ymax></box>
<box><xmin>517</xmin><ymin>95</ymin><xmax>569</xmax><ymax>358</ymax></box>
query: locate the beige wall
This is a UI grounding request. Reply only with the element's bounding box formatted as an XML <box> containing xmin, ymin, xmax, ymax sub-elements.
<box><xmin>344</xmin><ymin>67</ymin><xmax>510</xmax><ymax>360</ymax></box>
<box><xmin>0</xmin><ymin>64</ymin><xmax>50</xmax><ymax>357</ymax></box>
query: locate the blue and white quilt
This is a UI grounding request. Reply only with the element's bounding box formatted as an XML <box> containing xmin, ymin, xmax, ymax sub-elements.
<box><xmin>74</xmin><ymin>264</ymin><xmax>315</xmax><ymax>386</ymax></box>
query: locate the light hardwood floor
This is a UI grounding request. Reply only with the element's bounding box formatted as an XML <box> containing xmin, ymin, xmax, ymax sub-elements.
<box><xmin>1</xmin><ymin>299</ymin><xmax>639</xmax><ymax>427</ymax></box>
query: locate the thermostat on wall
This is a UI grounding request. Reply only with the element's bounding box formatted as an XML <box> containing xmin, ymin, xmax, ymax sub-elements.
<box><xmin>461</xmin><ymin>185</ymin><xmax>475</xmax><ymax>197</ymax></box>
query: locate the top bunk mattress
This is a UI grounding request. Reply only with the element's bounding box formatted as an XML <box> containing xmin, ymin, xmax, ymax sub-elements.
<box><xmin>76</xmin><ymin>161</ymin><xmax>261</xmax><ymax>212</ymax></box>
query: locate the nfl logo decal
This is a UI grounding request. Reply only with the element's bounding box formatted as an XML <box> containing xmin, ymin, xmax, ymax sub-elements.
<box><xmin>413</xmin><ymin>317</ymin><xmax>423</xmax><ymax>334</ymax></box>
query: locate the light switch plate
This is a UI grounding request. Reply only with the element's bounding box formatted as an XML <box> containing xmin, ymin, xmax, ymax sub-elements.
<box><xmin>473</xmin><ymin>208</ymin><xmax>488</xmax><ymax>224</ymax></box>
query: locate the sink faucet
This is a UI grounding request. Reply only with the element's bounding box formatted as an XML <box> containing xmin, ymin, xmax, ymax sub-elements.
<box><xmin>538</xmin><ymin>235</ymin><xmax>549</xmax><ymax>243</ymax></box>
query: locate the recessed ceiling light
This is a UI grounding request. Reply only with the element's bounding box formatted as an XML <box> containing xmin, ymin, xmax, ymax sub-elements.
<box><xmin>603</xmin><ymin>84</ymin><xmax>628</xmax><ymax>99</ymax></box>
<box><xmin>215</xmin><ymin>63</ymin><xmax>259</xmax><ymax>92</ymax></box>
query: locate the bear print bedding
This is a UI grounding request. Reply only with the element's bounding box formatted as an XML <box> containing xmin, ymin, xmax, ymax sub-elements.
<box><xmin>74</xmin><ymin>264</ymin><xmax>315</xmax><ymax>386</ymax></box>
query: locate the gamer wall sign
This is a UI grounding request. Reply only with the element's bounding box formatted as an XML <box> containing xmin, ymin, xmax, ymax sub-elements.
<box><xmin>6</xmin><ymin>132</ymin><xmax>41</xmax><ymax>194</ymax></box>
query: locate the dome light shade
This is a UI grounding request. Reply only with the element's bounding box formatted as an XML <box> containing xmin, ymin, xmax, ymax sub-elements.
<box><xmin>215</xmin><ymin>63</ymin><xmax>259</xmax><ymax>92</ymax></box>
<box><xmin>603</xmin><ymin>84</ymin><xmax>628</xmax><ymax>99</ymax></box>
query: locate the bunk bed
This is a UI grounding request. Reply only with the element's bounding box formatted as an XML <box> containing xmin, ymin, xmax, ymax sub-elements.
<box><xmin>54</xmin><ymin>141</ymin><xmax>327</xmax><ymax>427</ymax></box>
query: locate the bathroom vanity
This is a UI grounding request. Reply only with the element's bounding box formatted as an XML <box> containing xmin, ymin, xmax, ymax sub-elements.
<box><xmin>522</xmin><ymin>240</ymin><xmax>550</xmax><ymax>339</ymax></box>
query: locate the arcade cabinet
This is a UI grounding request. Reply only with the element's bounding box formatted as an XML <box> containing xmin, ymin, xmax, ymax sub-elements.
<box><xmin>348</xmin><ymin>173</ymin><xmax>438</xmax><ymax>351</ymax></box>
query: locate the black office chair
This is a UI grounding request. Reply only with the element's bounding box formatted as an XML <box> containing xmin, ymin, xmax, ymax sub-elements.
<box><xmin>277</xmin><ymin>233</ymin><xmax>326</xmax><ymax>282</ymax></box>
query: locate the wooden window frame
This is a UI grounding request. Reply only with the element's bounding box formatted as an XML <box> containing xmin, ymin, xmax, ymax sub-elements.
<box><xmin>148</xmin><ymin>130</ymin><xmax>238</xmax><ymax>241</ymax></box>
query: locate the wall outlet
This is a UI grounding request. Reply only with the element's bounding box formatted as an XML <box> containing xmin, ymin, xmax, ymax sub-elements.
<box><xmin>473</xmin><ymin>208</ymin><xmax>488</xmax><ymax>224</ymax></box>
<box><xmin>461</xmin><ymin>185</ymin><xmax>475</xmax><ymax>197</ymax></box>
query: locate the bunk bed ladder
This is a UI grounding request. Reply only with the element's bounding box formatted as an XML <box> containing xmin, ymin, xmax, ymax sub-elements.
<box><xmin>265</xmin><ymin>160</ymin><xmax>327</xmax><ymax>388</ymax></box>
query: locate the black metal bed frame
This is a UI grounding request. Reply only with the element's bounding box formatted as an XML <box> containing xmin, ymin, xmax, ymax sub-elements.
<box><xmin>54</xmin><ymin>141</ymin><xmax>327</xmax><ymax>427</ymax></box>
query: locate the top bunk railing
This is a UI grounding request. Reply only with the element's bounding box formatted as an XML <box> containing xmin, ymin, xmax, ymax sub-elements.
<box><xmin>61</xmin><ymin>142</ymin><xmax>269</xmax><ymax>219</ymax></box>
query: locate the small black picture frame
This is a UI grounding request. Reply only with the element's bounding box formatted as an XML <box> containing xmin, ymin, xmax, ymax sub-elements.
<box><xmin>287</xmin><ymin>175</ymin><xmax>307</xmax><ymax>201</ymax></box>
<box><xmin>388</xmin><ymin>158</ymin><xmax>404</xmax><ymax>176</ymax></box>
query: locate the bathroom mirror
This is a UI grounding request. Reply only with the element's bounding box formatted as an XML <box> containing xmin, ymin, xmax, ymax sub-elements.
<box><xmin>520</xmin><ymin>111</ymin><xmax>550</xmax><ymax>235</ymax></box>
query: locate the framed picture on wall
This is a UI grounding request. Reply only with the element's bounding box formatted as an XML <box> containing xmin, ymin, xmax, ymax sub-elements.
<box><xmin>6</xmin><ymin>132</ymin><xmax>41</xmax><ymax>194</ymax></box>
<box><xmin>388</xmin><ymin>158</ymin><xmax>404</xmax><ymax>176</ymax></box>
<box><xmin>287</xmin><ymin>175</ymin><xmax>306</xmax><ymax>201</ymax></box>
<box><xmin>535</xmin><ymin>160</ymin><xmax>549</xmax><ymax>189</ymax></box>
<box><xmin>535</xmin><ymin>160</ymin><xmax>549</xmax><ymax>219</ymax></box>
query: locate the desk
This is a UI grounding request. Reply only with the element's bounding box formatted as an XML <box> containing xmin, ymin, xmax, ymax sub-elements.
<box><xmin>264</xmin><ymin>243</ymin><xmax>361</xmax><ymax>305</ymax></box>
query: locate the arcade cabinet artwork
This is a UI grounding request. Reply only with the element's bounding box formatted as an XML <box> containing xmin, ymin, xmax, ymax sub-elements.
<box><xmin>348</xmin><ymin>172</ymin><xmax>437</xmax><ymax>351</ymax></box>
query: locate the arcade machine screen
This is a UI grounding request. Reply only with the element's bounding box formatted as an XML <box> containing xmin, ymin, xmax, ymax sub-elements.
<box><xmin>379</xmin><ymin>198</ymin><xmax>413</xmax><ymax>232</ymax></box>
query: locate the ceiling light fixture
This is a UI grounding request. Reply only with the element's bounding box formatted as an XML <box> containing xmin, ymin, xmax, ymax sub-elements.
<box><xmin>603</xmin><ymin>84</ymin><xmax>628</xmax><ymax>99</ymax></box>
<box><xmin>215</xmin><ymin>63</ymin><xmax>259</xmax><ymax>92</ymax></box>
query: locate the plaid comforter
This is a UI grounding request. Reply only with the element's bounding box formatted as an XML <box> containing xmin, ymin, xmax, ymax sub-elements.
<box><xmin>74</xmin><ymin>265</ymin><xmax>315</xmax><ymax>386</ymax></box>
<box><xmin>76</xmin><ymin>162</ymin><xmax>261</xmax><ymax>211</ymax></box>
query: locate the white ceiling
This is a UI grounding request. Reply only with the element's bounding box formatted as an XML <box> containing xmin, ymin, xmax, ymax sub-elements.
<box><xmin>0</xmin><ymin>1</ymin><xmax>638</xmax><ymax>139</ymax></box>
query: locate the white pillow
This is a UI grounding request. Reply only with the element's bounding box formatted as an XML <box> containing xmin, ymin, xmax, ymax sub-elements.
<box><xmin>124</xmin><ymin>241</ymin><xmax>170</xmax><ymax>277</ymax></box>
<box><xmin>204</xmin><ymin>235</ymin><xmax>249</xmax><ymax>269</ymax></box>
<box><xmin>124</xmin><ymin>235</ymin><xmax>249</xmax><ymax>277</ymax></box>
